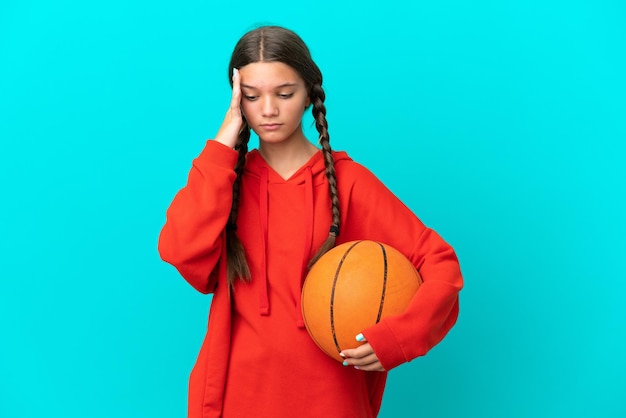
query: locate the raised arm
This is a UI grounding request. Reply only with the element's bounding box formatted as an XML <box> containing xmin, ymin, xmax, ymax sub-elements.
<box><xmin>158</xmin><ymin>69</ymin><xmax>245</xmax><ymax>293</ymax></box>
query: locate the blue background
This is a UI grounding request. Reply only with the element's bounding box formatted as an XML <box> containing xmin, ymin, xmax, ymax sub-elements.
<box><xmin>1</xmin><ymin>1</ymin><xmax>625</xmax><ymax>417</ymax></box>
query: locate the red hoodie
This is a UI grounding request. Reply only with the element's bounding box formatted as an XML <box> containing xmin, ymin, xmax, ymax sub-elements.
<box><xmin>158</xmin><ymin>140</ymin><xmax>463</xmax><ymax>418</ymax></box>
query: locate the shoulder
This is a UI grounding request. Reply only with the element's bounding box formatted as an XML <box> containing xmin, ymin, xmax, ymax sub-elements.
<box><xmin>333</xmin><ymin>150</ymin><xmax>381</xmax><ymax>185</ymax></box>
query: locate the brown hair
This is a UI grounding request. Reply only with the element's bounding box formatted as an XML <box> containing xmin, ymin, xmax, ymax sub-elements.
<box><xmin>226</xmin><ymin>26</ymin><xmax>340</xmax><ymax>285</ymax></box>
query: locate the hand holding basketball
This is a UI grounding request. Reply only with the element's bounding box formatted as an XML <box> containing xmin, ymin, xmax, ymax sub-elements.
<box><xmin>341</xmin><ymin>334</ymin><xmax>385</xmax><ymax>372</ymax></box>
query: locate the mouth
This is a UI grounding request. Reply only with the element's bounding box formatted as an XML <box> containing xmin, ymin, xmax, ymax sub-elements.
<box><xmin>260</xmin><ymin>123</ymin><xmax>282</xmax><ymax>131</ymax></box>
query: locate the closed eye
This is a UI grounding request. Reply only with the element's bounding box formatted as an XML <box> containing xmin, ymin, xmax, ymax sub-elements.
<box><xmin>278</xmin><ymin>93</ymin><xmax>294</xmax><ymax>99</ymax></box>
<box><xmin>243</xmin><ymin>95</ymin><xmax>258</xmax><ymax>101</ymax></box>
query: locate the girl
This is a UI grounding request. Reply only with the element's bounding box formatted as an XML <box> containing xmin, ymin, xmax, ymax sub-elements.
<box><xmin>158</xmin><ymin>26</ymin><xmax>463</xmax><ymax>418</ymax></box>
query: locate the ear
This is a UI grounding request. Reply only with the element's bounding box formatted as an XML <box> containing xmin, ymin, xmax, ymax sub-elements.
<box><xmin>305</xmin><ymin>96</ymin><xmax>311</xmax><ymax>109</ymax></box>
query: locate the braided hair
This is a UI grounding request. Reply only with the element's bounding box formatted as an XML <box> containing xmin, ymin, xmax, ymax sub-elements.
<box><xmin>307</xmin><ymin>83</ymin><xmax>341</xmax><ymax>269</ymax></box>
<box><xmin>226</xmin><ymin>26</ymin><xmax>340</xmax><ymax>285</ymax></box>
<box><xmin>225</xmin><ymin>120</ymin><xmax>252</xmax><ymax>283</ymax></box>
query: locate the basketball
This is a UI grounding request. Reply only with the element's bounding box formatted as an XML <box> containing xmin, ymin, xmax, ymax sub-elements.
<box><xmin>301</xmin><ymin>240</ymin><xmax>422</xmax><ymax>362</ymax></box>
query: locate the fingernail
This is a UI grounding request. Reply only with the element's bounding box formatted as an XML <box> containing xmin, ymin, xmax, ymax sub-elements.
<box><xmin>339</xmin><ymin>352</ymin><xmax>346</xmax><ymax>358</ymax></box>
<box><xmin>342</xmin><ymin>361</ymin><xmax>348</xmax><ymax>366</ymax></box>
<box><xmin>354</xmin><ymin>366</ymin><xmax>360</xmax><ymax>370</ymax></box>
<box><xmin>233</xmin><ymin>68</ymin><xmax>239</xmax><ymax>77</ymax></box>
<box><xmin>356</xmin><ymin>333</ymin><xmax>364</xmax><ymax>342</ymax></box>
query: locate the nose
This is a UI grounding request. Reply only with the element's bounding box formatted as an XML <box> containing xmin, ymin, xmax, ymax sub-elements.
<box><xmin>261</xmin><ymin>96</ymin><xmax>278</xmax><ymax>117</ymax></box>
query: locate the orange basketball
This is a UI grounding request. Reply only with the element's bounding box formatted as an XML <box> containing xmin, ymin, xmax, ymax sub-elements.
<box><xmin>301</xmin><ymin>240</ymin><xmax>422</xmax><ymax>362</ymax></box>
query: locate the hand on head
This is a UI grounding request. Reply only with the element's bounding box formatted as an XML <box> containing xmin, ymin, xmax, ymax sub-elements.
<box><xmin>215</xmin><ymin>68</ymin><xmax>243</xmax><ymax>149</ymax></box>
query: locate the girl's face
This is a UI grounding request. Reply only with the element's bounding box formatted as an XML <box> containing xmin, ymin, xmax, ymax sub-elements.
<box><xmin>238</xmin><ymin>61</ymin><xmax>310</xmax><ymax>145</ymax></box>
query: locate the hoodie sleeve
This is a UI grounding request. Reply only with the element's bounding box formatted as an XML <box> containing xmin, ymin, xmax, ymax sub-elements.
<box><xmin>158</xmin><ymin>140</ymin><xmax>238</xmax><ymax>294</ymax></box>
<box><xmin>339</xmin><ymin>162</ymin><xmax>463</xmax><ymax>370</ymax></box>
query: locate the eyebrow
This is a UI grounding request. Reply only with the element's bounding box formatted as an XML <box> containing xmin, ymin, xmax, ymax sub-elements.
<box><xmin>240</xmin><ymin>82</ymin><xmax>298</xmax><ymax>89</ymax></box>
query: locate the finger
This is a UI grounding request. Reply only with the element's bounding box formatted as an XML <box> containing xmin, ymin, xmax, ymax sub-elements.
<box><xmin>350</xmin><ymin>354</ymin><xmax>385</xmax><ymax>372</ymax></box>
<box><xmin>355</xmin><ymin>361</ymin><xmax>385</xmax><ymax>372</ymax></box>
<box><xmin>341</xmin><ymin>354</ymin><xmax>385</xmax><ymax>372</ymax></box>
<box><xmin>340</xmin><ymin>336</ymin><xmax>371</xmax><ymax>360</ymax></box>
<box><xmin>350</xmin><ymin>351</ymin><xmax>379</xmax><ymax>366</ymax></box>
<box><xmin>230</xmin><ymin>68</ymin><xmax>242</xmax><ymax>117</ymax></box>
<box><xmin>341</xmin><ymin>344</ymin><xmax>371</xmax><ymax>359</ymax></box>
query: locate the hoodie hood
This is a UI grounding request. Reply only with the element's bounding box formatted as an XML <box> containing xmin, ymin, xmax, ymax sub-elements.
<box><xmin>240</xmin><ymin>149</ymin><xmax>351</xmax><ymax>326</ymax></box>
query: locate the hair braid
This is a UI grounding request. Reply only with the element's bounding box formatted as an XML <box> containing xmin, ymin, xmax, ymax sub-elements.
<box><xmin>226</xmin><ymin>123</ymin><xmax>252</xmax><ymax>285</ymax></box>
<box><xmin>308</xmin><ymin>83</ymin><xmax>341</xmax><ymax>269</ymax></box>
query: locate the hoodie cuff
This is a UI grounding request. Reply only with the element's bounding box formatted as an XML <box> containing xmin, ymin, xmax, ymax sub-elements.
<box><xmin>194</xmin><ymin>139</ymin><xmax>239</xmax><ymax>170</ymax></box>
<box><xmin>363</xmin><ymin>321</ymin><xmax>409</xmax><ymax>371</ymax></box>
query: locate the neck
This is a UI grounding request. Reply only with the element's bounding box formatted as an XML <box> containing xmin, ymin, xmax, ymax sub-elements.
<box><xmin>258</xmin><ymin>133</ymin><xmax>319</xmax><ymax>179</ymax></box>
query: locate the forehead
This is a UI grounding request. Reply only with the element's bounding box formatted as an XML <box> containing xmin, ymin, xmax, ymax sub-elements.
<box><xmin>238</xmin><ymin>62</ymin><xmax>304</xmax><ymax>89</ymax></box>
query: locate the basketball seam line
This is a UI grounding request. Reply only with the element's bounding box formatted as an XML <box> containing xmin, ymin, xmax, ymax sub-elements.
<box><xmin>330</xmin><ymin>240</ymin><xmax>362</xmax><ymax>355</ymax></box>
<box><xmin>375</xmin><ymin>243</ymin><xmax>388</xmax><ymax>324</ymax></box>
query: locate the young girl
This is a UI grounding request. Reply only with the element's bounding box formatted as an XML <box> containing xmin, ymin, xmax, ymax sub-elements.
<box><xmin>158</xmin><ymin>26</ymin><xmax>463</xmax><ymax>418</ymax></box>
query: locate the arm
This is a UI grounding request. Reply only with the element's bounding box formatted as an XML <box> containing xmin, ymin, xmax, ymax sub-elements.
<box><xmin>340</xmin><ymin>163</ymin><xmax>463</xmax><ymax>370</ymax></box>
<box><xmin>158</xmin><ymin>69</ymin><xmax>245</xmax><ymax>293</ymax></box>
<box><xmin>158</xmin><ymin>141</ymin><xmax>238</xmax><ymax>293</ymax></box>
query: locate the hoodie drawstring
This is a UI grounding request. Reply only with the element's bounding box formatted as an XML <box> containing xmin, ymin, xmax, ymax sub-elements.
<box><xmin>258</xmin><ymin>166</ymin><xmax>270</xmax><ymax>315</ymax></box>
<box><xmin>256</xmin><ymin>165</ymin><xmax>314</xmax><ymax>325</ymax></box>
<box><xmin>296</xmin><ymin>167</ymin><xmax>314</xmax><ymax>328</ymax></box>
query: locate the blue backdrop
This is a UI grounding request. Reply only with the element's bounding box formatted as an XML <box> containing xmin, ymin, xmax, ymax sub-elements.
<box><xmin>1</xmin><ymin>1</ymin><xmax>624</xmax><ymax>417</ymax></box>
